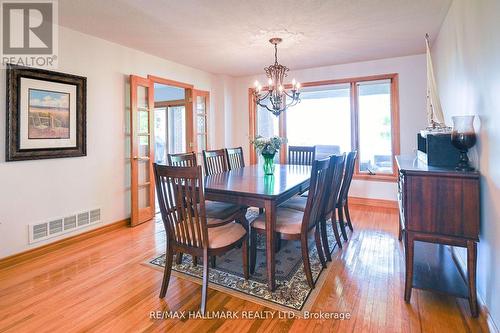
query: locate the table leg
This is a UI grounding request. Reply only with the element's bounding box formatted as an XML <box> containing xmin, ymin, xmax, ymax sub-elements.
<box><xmin>467</xmin><ymin>240</ymin><xmax>478</xmax><ymax>317</ymax></box>
<box><xmin>265</xmin><ymin>200</ymin><xmax>276</xmax><ymax>291</ymax></box>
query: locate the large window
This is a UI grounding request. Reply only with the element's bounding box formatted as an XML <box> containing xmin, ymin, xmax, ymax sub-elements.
<box><xmin>249</xmin><ymin>74</ymin><xmax>400</xmax><ymax>181</ymax></box>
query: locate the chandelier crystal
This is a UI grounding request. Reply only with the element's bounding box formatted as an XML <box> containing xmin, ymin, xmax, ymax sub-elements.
<box><xmin>253</xmin><ymin>38</ymin><xmax>301</xmax><ymax>117</ymax></box>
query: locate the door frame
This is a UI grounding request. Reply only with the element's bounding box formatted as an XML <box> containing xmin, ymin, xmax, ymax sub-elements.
<box><xmin>148</xmin><ymin>75</ymin><xmax>195</xmax><ymax>152</ymax></box>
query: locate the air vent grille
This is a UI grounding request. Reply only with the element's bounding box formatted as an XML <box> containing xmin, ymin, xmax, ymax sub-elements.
<box><xmin>32</xmin><ymin>223</ymin><xmax>48</xmax><ymax>240</ymax></box>
<box><xmin>64</xmin><ymin>215</ymin><xmax>77</xmax><ymax>230</ymax></box>
<box><xmin>49</xmin><ymin>219</ymin><xmax>63</xmax><ymax>235</ymax></box>
<box><xmin>29</xmin><ymin>208</ymin><xmax>101</xmax><ymax>244</ymax></box>
<box><xmin>78</xmin><ymin>212</ymin><xmax>90</xmax><ymax>226</ymax></box>
<box><xmin>90</xmin><ymin>209</ymin><xmax>100</xmax><ymax>223</ymax></box>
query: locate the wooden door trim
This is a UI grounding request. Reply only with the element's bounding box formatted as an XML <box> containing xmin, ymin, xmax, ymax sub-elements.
<box><xmin>147</xmin><ymin>75</ymin><xmax>194</xmax><ymax>89</ymax></box>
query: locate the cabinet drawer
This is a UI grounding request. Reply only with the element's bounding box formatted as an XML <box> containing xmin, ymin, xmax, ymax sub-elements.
<box><xmin>405</xmin><ymin>175</ymin><xmax>479</xmax><ymax>239</ymax></box>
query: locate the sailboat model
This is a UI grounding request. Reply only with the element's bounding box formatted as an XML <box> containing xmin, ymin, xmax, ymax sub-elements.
<box><xmin>421</xmin><ymin>33</ymin><xmax>452</xmax><ymax>137</ymax></box>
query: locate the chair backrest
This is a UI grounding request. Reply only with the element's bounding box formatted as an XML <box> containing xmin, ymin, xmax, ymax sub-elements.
<box><xmin>167</xmin><ymin>152</ymin><xmax>197</xmax><ymax>167</ymax></box>
<box><xmin>315</xmin><ymin>145</ymin><xmax>341</xmax><ymax>160</ymax></box>
<box><xmin>323</xmin><ymin>154</ymin><xmax>346</xmax><ymax>217</ymax></box>
<box><xmin>202</xmin><ymin>149</ymin><xmax>229</xmax><ymax>175</ymax></box>
<box><xmin>288</xmin><ymin>146</ymin><xmax>316</xmax><ymax>165</ymax></box>
<box><xmin>225</xmin><ymin>147</ymin><xmax>245</xmax><ymax>170</ymax></box>
<box><xmin>301</xmin><ymin>158</ymin><xmax>331</xmax><ymax>233</ymax></box>
<box><xmin>153</xmin><ymin>164</ymin><xmax>208</xmax><ymax>249</ymax></box>
<box><xmin>338</xmin><ymin>151</ymin><xmax>357</xmax><ymax>204</ymax></box>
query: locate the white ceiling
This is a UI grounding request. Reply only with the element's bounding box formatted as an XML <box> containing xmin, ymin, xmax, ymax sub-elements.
<box><xmin>59</xmin><ymin>0</ymin><xmax>451</xmax><ymax>76</ymax></box>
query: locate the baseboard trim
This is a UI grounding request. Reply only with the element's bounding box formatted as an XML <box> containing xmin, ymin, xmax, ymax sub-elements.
<box><xmin>0</xmin><ymin>218</ymin><xmax>130</xmax><ymax>269</ymax></box>
<box><xmin>348</xmin><ymin>196</ymin><xmax>398</xmax><ymax>210</ymax></box>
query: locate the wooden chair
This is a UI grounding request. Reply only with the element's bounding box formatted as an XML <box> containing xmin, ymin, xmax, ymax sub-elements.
<box><xmin>167</xmin><ymin>151</ymin><xmax>247</xmax><ymax>267</ymax></box>
<box><xmin>320</xmin><ymin>155</ymin><xmax>346</xmax><ymax>257</ymax></box>
<box><xmin>337</xmin><ymin>151</ymin><xmax>357</xmax><ymax>241</ymax></box>
<box><xmin>288</xmin><ymin>146</ymin><xmax>316</xmax><ymax>165</ymax></box>
<box><xmin>250</xmin><ymin>158</ymin><xmax>330</xmax><ymax>288</ymax></box>
<box><xmin>153</xmin><ymin>164</ymin><xmax>249</xmax><ymax>314</ymax></box>
<box><xmin>167</xmin><ymin>152</ymin><xmax>197</xmax><ymax>167</ymax></box>
<box><xmin>278</xmin><ymin>155</ymin><xmax>346</xmax><ymax>259</ymax></box>
<box><xmin>225</xmin><ymin>147</ymin><xmax>245</xmax><ymax>170</ymax></box>
<box><xmin>202</xmin><ymin>149</ymin><xmax>229</xmax><ymax>175</ymax></box>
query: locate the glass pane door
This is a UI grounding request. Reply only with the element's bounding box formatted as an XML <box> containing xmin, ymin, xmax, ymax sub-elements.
<box><xmin>130</xmin><ymin>75</ymin><xmax>155</xmax><ymax>226</ymax></box>
<box><xmin>193</xmin><ymin>90</ymin><xmax>209</xmax><ymax>161</ymax></box>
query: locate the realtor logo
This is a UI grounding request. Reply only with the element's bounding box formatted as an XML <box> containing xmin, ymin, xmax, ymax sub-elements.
<box><xmin>1</xmin><ymin>0</ymin><xmax>58</xmax><ymax>68</ymax></box>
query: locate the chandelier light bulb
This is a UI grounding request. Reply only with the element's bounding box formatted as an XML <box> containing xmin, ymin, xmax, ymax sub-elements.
<box><xmin>254</xmin><ymin>80</ymin><xmax>259</xmax><ymax>87</ymax></box>
<box><xmin>279</xmin><ymin>85</ymin><xmax>283</xmax><ymax>92</ymax></box>
<box><xmin>292</xmin><ymin>78</ymin><xmax>296</xmax><ymax>86</ymax></box>
<box><xmin>268</xmin><ymin>78</ymin><xmax>273</xmax><ymax>86</ymax></box>
<box><xmin>296</xmin><ymin>82</ymin><xmax>301</xmax><ymax>89</ymax></box>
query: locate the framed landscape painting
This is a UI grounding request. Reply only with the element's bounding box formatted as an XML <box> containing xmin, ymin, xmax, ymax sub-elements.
<box><xmin>6</xmin><ymin>64</ymin><xmax>86</xmax><ymax>161</ymax></box>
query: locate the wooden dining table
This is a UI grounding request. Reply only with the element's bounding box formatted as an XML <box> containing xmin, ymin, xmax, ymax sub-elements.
<box><xmin>204</xmin><ymin>164</ymin><xmax>312</xmax><ymax>291</ymax></box>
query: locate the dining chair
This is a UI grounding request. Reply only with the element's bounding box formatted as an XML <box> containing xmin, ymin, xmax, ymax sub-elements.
<box><xmin>167</xmin><ymin>151</ymin><xmax>248</xmax><ymax>267</ymax></box>
<box><xmin>250</xmin><ymin>158</ymin><xmax>330</xmax><ymax>288</ymax></box>
<box><xmin>225</xmin><ymin>147</ymin><xmax>245</xmax><ymax>170</ymax></box>
<box><xmin>337</xmin><ymin>151</ymin><xmax>357</xmax><ymax>241</ymax></box>
<box><xmin>167</xmin><ymin>152</ymin><xmax>197</xmax><ymax>167</ymax></box>
<box><xmin>153</xmin><ymin>164</ymin><xmax>249</xmax><ymax>315</ymax></box>
<box><xmin>288</xmin><ymin>145</ymin><xmax>316</xmax><ymax>165</ymax></box>
<box><xmin>202</xmin><ymin>149</ymin><xmax>230</xmax><ymax>175</ymax></box>
<box><xmin>278</xmin><ymin>154</ymin><xmax>346</xmax><ymax>259</ymax></box>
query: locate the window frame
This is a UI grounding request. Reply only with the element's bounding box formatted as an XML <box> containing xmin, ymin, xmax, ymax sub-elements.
<box><xmin>248</xmin><ymin>73</ymin><xmax>400</xmax><ymax>182</ymax></box>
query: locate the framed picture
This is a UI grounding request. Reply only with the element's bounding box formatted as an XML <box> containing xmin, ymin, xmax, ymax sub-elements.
<box><xmin>6</xmin><ymin>64</ymin><xmax>86</xmax><ymax>161</ymax></box>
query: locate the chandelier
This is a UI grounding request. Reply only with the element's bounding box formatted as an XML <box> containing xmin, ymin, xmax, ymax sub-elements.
<box><xmin>253</xmin><ymin>38</ymin><xmax>301</xmax><ymax>117</ymax></box>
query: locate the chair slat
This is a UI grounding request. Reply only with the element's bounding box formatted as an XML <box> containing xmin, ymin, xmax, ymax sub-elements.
<box><xmin>288</xmin><ymin>146</ymin><xmax>316</xmax><ymax>165</ymax></box>
<box><xmin>202</xmin><ymin>149</ymin><xmax>229</xmax><ymax>175</ymax></box>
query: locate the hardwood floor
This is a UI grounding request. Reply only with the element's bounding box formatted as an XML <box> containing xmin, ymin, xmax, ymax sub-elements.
<box><xmin>0</xmin><ymin>206</ymin><xmax>492</xmax><ymax>332</ymax></box>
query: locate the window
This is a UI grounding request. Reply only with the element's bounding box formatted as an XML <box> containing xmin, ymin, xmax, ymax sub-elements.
<box><xmin>249</xmin><ymin>74</ymin><xmax>400</xmax><ymax>181</ymax></box>
<box><xmin>357</xmin><ymin>80</ymin><xmax>393</xmax><ymax>174</ymax></box>
<box><xmin>286</xmin><ymin>84</ymin><xmax>351</xmax><ymax>159</ymax></box>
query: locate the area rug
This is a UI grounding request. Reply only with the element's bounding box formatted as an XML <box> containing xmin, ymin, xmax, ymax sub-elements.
<box><xmin>145</xmin><ymin>208</ymin><xmax>340</xmax><ymax>314</ymax></box>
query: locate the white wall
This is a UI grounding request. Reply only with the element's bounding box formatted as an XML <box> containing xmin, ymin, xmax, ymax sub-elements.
<box><xmin>432</xmin><ymin>0</ymin><xmax>500</xmax><ymax>327</ymax></box>
<box><xmin>0</xmin><ymin>26</ymin><xmax>223</xmax><ymax>258</ymax></box>
<box><xmin>231</xmin><ymin>54</ymin><xmax>428</xmax><ymax>200</ymax></box>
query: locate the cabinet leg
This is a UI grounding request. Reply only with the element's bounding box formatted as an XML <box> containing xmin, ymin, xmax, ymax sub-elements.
<box><xmin>467</xmin><ymin>240</ymin><xmax>479</xmax><ymax>317</ymax></box>
<box><xmin>404</xmin><ymin>232</ymin><xmax>414</xmax><ymax>302</ymax></box>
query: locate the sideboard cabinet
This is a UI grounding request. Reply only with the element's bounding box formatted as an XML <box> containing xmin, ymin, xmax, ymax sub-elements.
<box><xmin>396</xmin><ymin>155</ymin><xmax>480</xmax><ymax>317</ymax></box>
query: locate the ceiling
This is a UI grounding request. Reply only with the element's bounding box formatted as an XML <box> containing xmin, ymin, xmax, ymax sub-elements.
<box><xmin>59</xmin><ymin>0</ymin><xmax>452</xmax><ymax>76</ymax></box>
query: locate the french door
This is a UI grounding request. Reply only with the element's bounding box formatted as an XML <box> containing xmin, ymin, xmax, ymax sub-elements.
<box><xmin>130</xmin><ymin>75</ymin><xmax>155</xmax><ymax>226</ymax></box>
<box><xmin>192</xmin><ymin>90</ymin><xmax>209</xmax><ymax>161</ymax></box>
<box><xmin>129</xmin><ymin>75</ymin><xmax>200</xmax><ymax>226</ymax></box>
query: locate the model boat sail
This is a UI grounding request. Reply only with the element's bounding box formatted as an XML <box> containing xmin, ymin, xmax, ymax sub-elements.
<box><xmin>421</xmin><ymin>33</ymin><xmax>451</xmax><ymax>137</ymax></box>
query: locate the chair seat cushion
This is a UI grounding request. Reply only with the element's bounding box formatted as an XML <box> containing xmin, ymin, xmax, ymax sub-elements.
<box><xmin>207</xmin><ymin>222</ymin><xmax>246</xmax><ymax>249</ymax></box>
<box><xmin>205</xmin><ymin>201</ymin><xmax>245</xmax><ymax>220</ymax></box>
<box><xmin>279</xmin><ymin>196</ymin><xmax>307</xmax><ymax>212</ymax></box>
<box><xmin>252</xmin><ymin>208</ymin><xmax>303</xmax><ymax>235</ymax></box>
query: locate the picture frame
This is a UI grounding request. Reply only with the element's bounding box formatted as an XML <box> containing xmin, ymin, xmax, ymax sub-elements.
<box><xmin>6</xmin><ymin>64</ymin><xmax>87</xmax><ymax>161</ymax></box>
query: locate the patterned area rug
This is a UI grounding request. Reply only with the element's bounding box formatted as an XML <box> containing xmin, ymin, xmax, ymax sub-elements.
<box><xmin>146</xmin><ymin>208</ymin><xmax>340</xmax><ymax>312</ymax></box>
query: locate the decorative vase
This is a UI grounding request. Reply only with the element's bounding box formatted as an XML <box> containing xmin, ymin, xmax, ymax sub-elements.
<box><xmin>451</xmin><ymin>115</ymin><xmax>477</xmax><ymax>171</ymax></box>
<box><xmin>262</xmin><ymin>152</ymin><xmax>276</xmax><ymax>175</ymax></box>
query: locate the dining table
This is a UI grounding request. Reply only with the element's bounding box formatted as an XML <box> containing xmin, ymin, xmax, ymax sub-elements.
<box><xmin>204</xmin><ymin>163</ymin><xmax>312</xmax><ymax>291</ymax></box>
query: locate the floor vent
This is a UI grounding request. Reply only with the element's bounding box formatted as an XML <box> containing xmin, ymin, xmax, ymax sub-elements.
<box><xmin>29</xmin><ymin>208</ymin><xmax>101</xmax><ymax>244</ymax></box>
